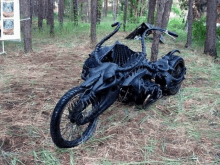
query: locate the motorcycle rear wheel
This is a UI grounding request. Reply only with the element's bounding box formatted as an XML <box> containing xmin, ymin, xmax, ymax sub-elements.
<box><xmin>50</xmin><ymin>87</ymin><xmax>98</xmax><ymax>148</ymax></box>
<box><xmin>167</xmin><ymin>56</ymin><xmax>185</xmax><ymax>95</ymax></box>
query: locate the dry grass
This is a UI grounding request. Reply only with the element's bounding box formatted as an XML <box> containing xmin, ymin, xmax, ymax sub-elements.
<box><xmin>0</xmin><ymin>29</ymin><xmax>220</xmax><ymax>165</ymax></box>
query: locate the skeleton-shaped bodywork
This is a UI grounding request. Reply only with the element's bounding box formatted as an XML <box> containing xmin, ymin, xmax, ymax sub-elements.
<box><xmin>50</xmin><ymin>22</ymin><xmax>186</xmax><ymax>148</ymax></box>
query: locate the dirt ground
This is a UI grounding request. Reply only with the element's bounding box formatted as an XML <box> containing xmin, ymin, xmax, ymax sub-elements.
<box><xmin>0</xmin><ymin>38</ymin><xmax>220</xmax><ymax>165</ymax></box>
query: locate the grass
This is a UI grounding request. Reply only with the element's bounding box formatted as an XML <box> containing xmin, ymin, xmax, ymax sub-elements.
<box><xmin>0</xmin><ymin>15</ymin><xmax>220</xmax><ymax>164</ymax></box>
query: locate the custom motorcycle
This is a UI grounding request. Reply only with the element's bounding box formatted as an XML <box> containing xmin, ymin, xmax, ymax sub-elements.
<box><xmin>50</xmin><ymin>22</ymin><xmax>186</xmax><ymax>148</ymax></box>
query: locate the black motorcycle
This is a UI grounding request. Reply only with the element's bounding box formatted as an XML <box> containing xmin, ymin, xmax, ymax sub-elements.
<box><xmin>50</xmin><ymin>22</ymin><xmax>186</xmax><ymax>148</ymax></box>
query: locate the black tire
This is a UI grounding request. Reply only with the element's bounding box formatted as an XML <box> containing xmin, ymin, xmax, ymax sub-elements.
<box><xmin>167</xmin><ymin>55</ymin><xmax>185</xmax><ymax>95</ymax></box>
<box><xmin>50</xmin><ymin>87</ymin><xmax>98</xmax><ymax>148</ymax></box>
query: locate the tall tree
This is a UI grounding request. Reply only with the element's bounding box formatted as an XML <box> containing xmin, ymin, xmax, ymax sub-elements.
<box><xmin>30</xmin><ymin>0</ymin><xmax>38</xmax><ymax>23</ymax></box>
<box><xmin>78</xmin><ymin>0</ymin><xmax>90</xmax><ymax>22</ymax></box>
<box><xmin>22</xmin><ymin>0</ymin><xmax>32</xmax><ymax>53</ymax></box>
<box><xmin>58</xmin><ymin>0</ymin><xmax>65</xmax><ymax>26</ymax></box>
<box><xmin>139</xmin><ymin>0</ymin><xmax>146</xmax><ymax>17</ymax></box>
<box><xmin>79</xmin><ymin>0</ymin><xmax>86</xmax><ymax>22</ymax></box>
<box><xmin>38</xmin><ymin>0</ymin><xmax>44</xmax><ymax>30</ymax></box>
<box><xmin>104</xmin><ymin>0</ymin><xmax>108</xmax><ymax>17</ymax></box>
<box><xmin>113</xmin><ymin>0</ymin><xmax>117</xmax><ymax>21</ymax></box>
<box><xmin>91</xmin><ymin>0</ymin><xmax>97</xmax><ymax>45</ymax></box>
<box><xmin>83</xmin><ymin>0</ymin><xmax>90</xmax><ymax>22</ymax></box>
<box><xmin>151</xmin><ymin>0</ymin><xmax>165</xmax><ymax>62</ymax></box>
<box><xmin>70</xmin><ymin>0</ymin><xmax>74</xmax><ymax>21</ymax></box>
<box><xmin>30</xmin><ymin>0</ymin><xmax>33</xmax><ymax>23</ymax></box>
<box><xmin>88</xmin><ymin>0</ymin><xmax>91</xmax><ymax>21</ymax></box>
<box><xmin>47</xmin><ymin>0</ymin><xmax>54</xmax><ymax>35</ymax></box>
<box><xmin>74</xmin><ymin>0</ymin><xmax>78</xmax><ymax>26</ymax></box>
<box><xmin>161</xmin><ymin>0</ymin><xmax>173</xmax><ymax>29</ymax></box>
<box><xmin>134</xmin><ymin>0</ymin><xmax>139</xmax><ymax>17</ymax></box>
<box><xmin>147</xmin><ymin>0</ymin><xmax>156</xmax><ymax>24</ymax></box>
<box><xmin>185</xmin><ymin>0</ymin><xmax>194</xmax><ymax>48</ymax></box>
<box><xmin>116</xmin><ymin>0</ymin><xmax>119</xmax><ymax>14</ymax></box>
<box><xmin>129</xmin><ymin>0</ymin><xmax>134</xmax><ymax>21</ymax></box>
<box><xmin>204</xmin><ymin>0</ymin><xmax>217</xmax><ymax>57</ymax></box>
<box><xmin>97</xmin><ymin>0</ymin><xmax>102</xmax><ymax>24</ymax></box>
<box><xmin>43</xmin><ymin>0</ymin><xmax>48</xmax><ymax>19</ymax></box>
<box><xmin>123</xmin><ymin>0</ymin><xmax>128</xmax><ymax>31</ymax></box>
<box><xmin>31</xmin><ymin>0</ymin><xmax>39</xmax><ymax>17</ymax></box>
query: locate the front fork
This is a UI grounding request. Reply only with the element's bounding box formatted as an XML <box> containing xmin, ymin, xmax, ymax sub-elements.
<box><xmin>71</xmin><ymin>86</ymin><xmax>121</xmax><ymax>125</ymax></box>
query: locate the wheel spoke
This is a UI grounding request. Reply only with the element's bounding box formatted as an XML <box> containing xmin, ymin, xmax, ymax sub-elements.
<box><xmin>51</xmin><ymin>87</ymin><xmax>99</xmax><ymax>148</ymax></box>
<box><xmin>61</xmin><ymin>92</ymin><xmax>94</xmax><ymax>141</ymax></box>
<box><xmin>76</xmin><ymin>125</ymin><xmax>84</xmax><ymax>137</ymax></box>
<box><xmin>67</xmin><ymin>124</ymin><xmax>76</xmax><ymax>141</ymax></box>
<box><xmin>61</xmin><ymin>122</ymin><xmax>73</xmax><ymax>136</ymax></box>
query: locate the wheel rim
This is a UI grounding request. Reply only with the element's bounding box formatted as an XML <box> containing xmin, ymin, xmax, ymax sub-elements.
<box><xmin>172</xmin><ymin>61</ymin><xmax>184</xmax><ymax>78</ymax></box>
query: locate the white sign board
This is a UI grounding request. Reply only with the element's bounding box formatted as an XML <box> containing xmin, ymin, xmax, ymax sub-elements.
<box><xmin>0</xmin><ymin>0</ymin><xmax>21</xmax><ymax>41</ymax></box>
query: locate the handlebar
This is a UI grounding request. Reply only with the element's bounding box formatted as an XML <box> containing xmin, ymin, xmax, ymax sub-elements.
<box><xmin>94</xmin><ymin>22</ymin><xmax>121</xmax><ymax>64</ymax></box>
<box><xmin>167</xmin><ymin>31</ymin><xmax>178</xmax><ymax>38</ymax></box>
<box><xmin>111</xmin><ymin>22</ymin><xmax>119</xmax><ymax>27</ymax></box>
<box><xmin>93</xmin><ymin>22</ymin><xmax>178</xmax><ymax>64</ymax></box>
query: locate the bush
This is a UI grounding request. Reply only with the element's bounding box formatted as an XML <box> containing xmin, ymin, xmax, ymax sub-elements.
<box><xmin>168</xmin><ymin>17</ymin><xmax>185</xmax><ymax>30</ymax></box>
<box><xmin>217</xmin><ymin>26</ymin><xmax>220</xmax><ymax>37</ymax></box>
<box><xmin>192</xmin><ymin>17</ymin><xmax>206</xmax><ymax>40</ymax></box>
<box><xmin>171</xmin><ymin>5</ymin><xmax>181</xmax><ymax>16</ymax></box>
<box><xmin>167</xmin><ymin>17</ymin><xmax>186</xmax><ymax>42</ymax></box>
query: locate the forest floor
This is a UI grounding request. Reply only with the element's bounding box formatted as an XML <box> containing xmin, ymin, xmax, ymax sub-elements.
<box><xmin>0</xmin><ymin>26</ymin><xmax>220</xmax><ymax>165</ymax></box>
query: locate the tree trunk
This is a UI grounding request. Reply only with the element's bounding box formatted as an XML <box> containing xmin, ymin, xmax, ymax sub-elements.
<box><xmin>147</xmin><ymin>0</ymin><xmax>156</xmax><ymax>24</ymax></box>
<box><xmin>30</xmin><ymin>0</ymin><xmax>33</xmax><ymax>24</ymax></box>
<box><xmin>38</xmin><ymin>0</ymin><xmax>43</xmax><ymax>30</ymax></box>
<box><xmin>46</xmin><ymin>0</ymin><xmax>50</xmax><ymax>25</ymax></box>
<box><xmin>161</xmin><ymin>0</ymin><xmax>173</xmax><ymax>29</ymax></box>
<box><xmin>135</xmin><ymin>0</ymin><xmax>139</xmax><ymax>17</ymax></box>
<box><xmin>88</xmin><ymin>0</ymin><xmax>91</xmax><ymax>22</ymax></box>
<box><xmin>123</xmin><ymin>0</ymin><xmax>128</xmax><ymax>31</ymax></box>
<box><xmin>97</xmin><ymin>0</ymin><xmax>102</xmax><ymax>24</ymax></box>
<box><xmin>43</xmin><ymin>0</ymin><xmax>48</xmax><ymax>19</ymax></box>
<box><xmin>116</xmin><ymin>0</ymin><xmax>119</xmax><ymax>14</ymax></box>
<box><xmin>79</xmin><ymin>0</ymin><xmax>84</xmax><ymax>22</ymax></box>
<box><xmin>185</xmin><ymin>0</ymin><xmax>194</xmax><ymax>48</ymax></box>
<box><xmin>129</xmin><ymin>0</ymin><xmax>134</xmax><ymax>20</ymax></box>
<box><xmin>74</xmin><ymin>0</ymin><xmax>78</xmax><ymax>26</ymax></box>
<box><xmin>204</xmin><ymin>0</ymin><xmax>217</xmax><ymax>57</ymax></box>
<box><xmin>22</xmin><ymin>0</ymin><xmax>32</xmax><ymax>53</ymax></box>
<box><xmin>151</xmin><ymin>0</ymin><xmax>165</xmax><ymax>62</ymax></box>
<box><xmin>113</xmin><ymin>0</ymin><xmax>117</xmax><ymax>21</ymax></box>
<box><xmin>138</xmin><ymin>0</ymin><xmax>142</xmax><ymax>17</ymax></box>
<box><xmin>30</xmin><ymin>0</ymin><xmax>38</xmax><ymax>24</ymax></box>
<box><xmin>59</xmin><ymin>0</ymin><xmax>64</xmax><ymax>26</ymax></box>
<box><xmin>30</xmin><ymin>0</ymin><xmax>38</xmax><ymax>18</ymax></box>
<box><xmin>91</xmin><ymin>0</ymin><xmax>97</xmax><ymax>45</ymax></box>
<box><xmin>140</xmin><ymin>0</ymin><xmax>146</xmax><ymax>16</ymax></box>
<box><xmin>82</xmin><ymin>0</ymin><xmax>89</xmax><ymax>22</ymax></box>
<box><xmin>104</xmin><ymin>0</ymin><xmax>108</xmax><ymax>17</ymax></box>
<box><xmin>70</xmin><ymin>0</ymin><xmax>74</xmax><ymax>21</ymax></box>
<box><xmin>47</xmin><ymin>0</ymin><xmax>54</xmax><ymax>35</ymax></box>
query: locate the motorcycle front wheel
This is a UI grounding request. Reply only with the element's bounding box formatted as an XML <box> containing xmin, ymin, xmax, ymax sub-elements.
<box><xmin>50</xmin><ymin>87</ymin><xmax>98</xmax><ymax>148</ymax></box>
